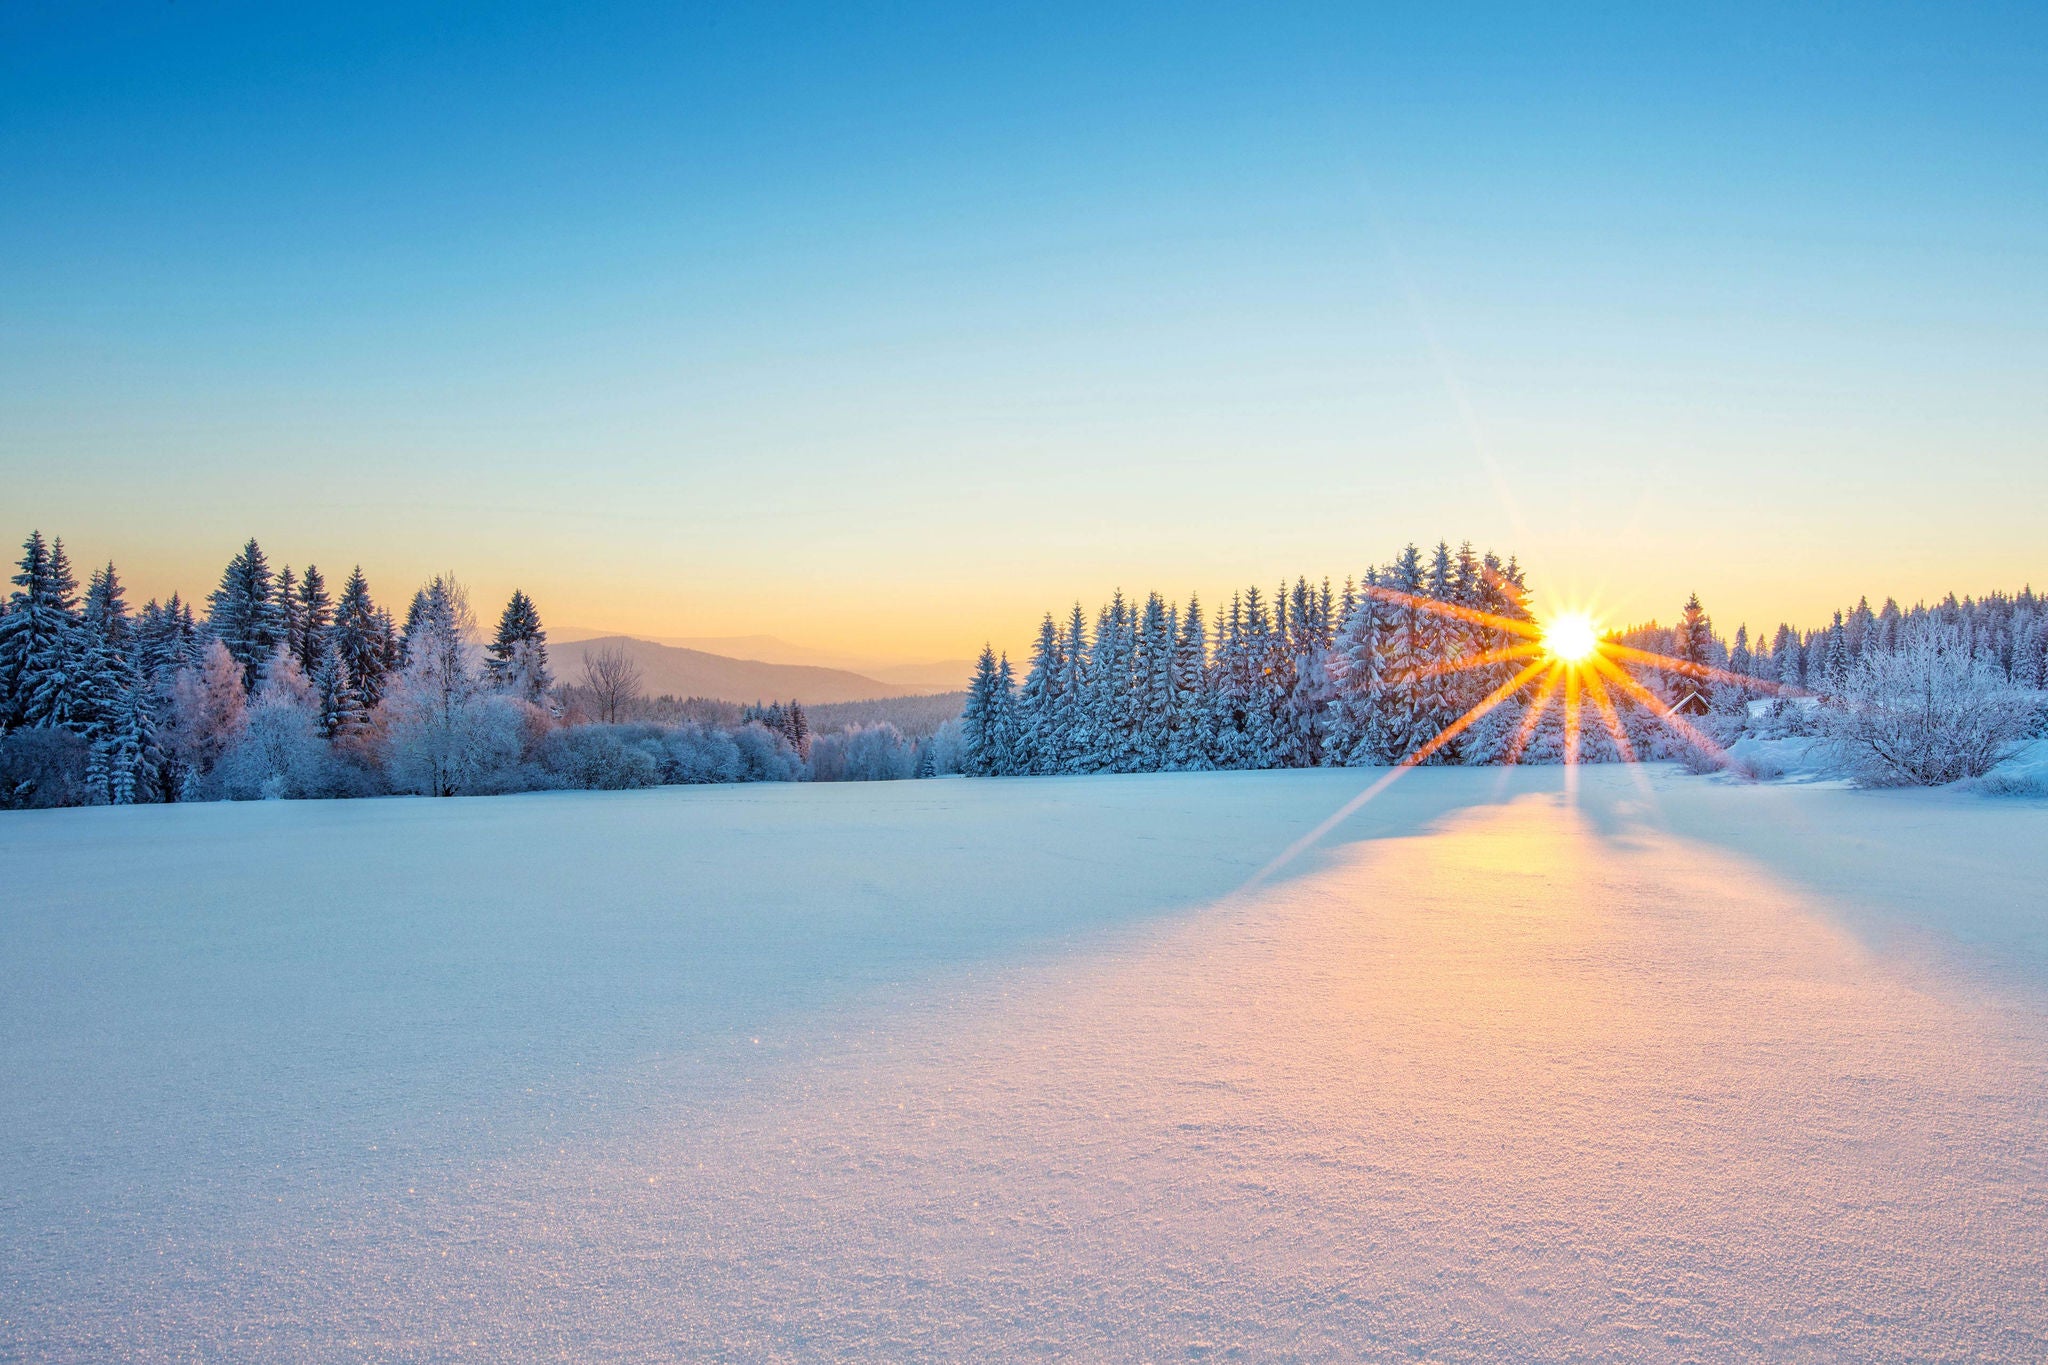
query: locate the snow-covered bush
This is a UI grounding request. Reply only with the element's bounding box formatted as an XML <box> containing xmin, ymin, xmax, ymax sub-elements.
<box><xmin>810</xmin><ymin>722</ymin><xmax>915</xmax><ymax>782</ymax></box>
<box><xmin>1822</xmin><ymin>633</ymin><xmax>2041</xmax><ymax>786</ymax></box>
<box><xmin>660</xmin><ymin>723</ymin><xmax>742</xmax><ymax>783</ymax></box>
<box><xmin>1964</xmin><ymin>738</ymin><xmax>2048</xmax><ymax>797</ymax></box>
<box><xmin>0</xmin><ymin>727</ymin><xmax>88</xmax><ymax>809</ymax></box>
<box><xmin>215</xmin><ymin>648</ymin><xmax>345</xmax><ymax>800</ymax></box>
<box><xmin>537</xmin><ymin>724</ymin><xmax>662</xmax><ymax>790</ymax></box>
<box><xmin>383</xmin><ymin>688</ymin><xmax>528</xmax><ymax>796</ymax></box>
<box><xmin>730</xmin><ymin>721</ymin><xmax>803</xmax><ymax>781</ymax></box>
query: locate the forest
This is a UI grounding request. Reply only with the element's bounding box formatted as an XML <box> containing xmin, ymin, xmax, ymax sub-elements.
<box><xmin>1</xmin><ymin>531</ymin><xmax>2041</xmax><ymax>809</ymax></box>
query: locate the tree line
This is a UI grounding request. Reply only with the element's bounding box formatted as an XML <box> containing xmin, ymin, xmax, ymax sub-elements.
<box><xmin>955</xmin><ymin>541</ymin><xmax>2046</xmax><ymax>784</ymax></box>
<box><xmin>0</xmin><ymin>532</ymin><xmax>842</xmax><ymax>807</ymax></box>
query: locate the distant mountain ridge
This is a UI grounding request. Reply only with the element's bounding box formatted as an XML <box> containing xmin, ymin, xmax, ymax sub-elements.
<box><xmin>550</xmin><ymin>626</ymin><xmax>974</xmax><ymax>690</ymax></box>
<box><xmin>550</xmin><ymin>635</ymin><xmax>951</xmax><ymax>706</ymax></box>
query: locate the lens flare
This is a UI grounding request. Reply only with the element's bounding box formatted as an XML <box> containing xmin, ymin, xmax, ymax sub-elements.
<box><xmin>1542</xmin><ymin>613</ymin><xmax>1601</xmax><ymax>663</ymax></box>
<box><xmin>1241</xmin><ymin>580</ymin><xmax>1825</xmax><ymax>892</ymax></box>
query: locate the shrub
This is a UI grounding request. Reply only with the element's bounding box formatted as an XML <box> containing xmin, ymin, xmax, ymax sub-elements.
<box><xmin>810</xmin><ymin>723</ymin><xmax>914</xmax><ymax>782</ymax></box>
<box><xmin>536</xmin><ymin>724</ymin><xmax>662</xmax><ymax>790</ymax></box>
<box><xmin>1823</xmin><ymin>633</ymin><xmax>2041</xmax><ymax>786</ymax></box>
<box><xmin>0</xmin><ymin>728</ymin><xmax>89</xmax><ymax>809</ymax></box>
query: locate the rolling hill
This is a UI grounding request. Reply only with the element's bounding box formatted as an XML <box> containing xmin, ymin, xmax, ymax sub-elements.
<box><xmin>551</xmin><ymin>627</ymin><xmax>975</xmax><ymax>690</ymax></box>
<box><xmin>549</xmin><ymin>636</ymin><xmax>943</xmax><ymax>705</ymax></box>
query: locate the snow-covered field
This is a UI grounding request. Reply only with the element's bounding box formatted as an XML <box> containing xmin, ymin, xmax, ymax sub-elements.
<box><xmin>3</xmin><ymin>768</ymin><xmax>2045</xmax><ymax>1362</ymax></box>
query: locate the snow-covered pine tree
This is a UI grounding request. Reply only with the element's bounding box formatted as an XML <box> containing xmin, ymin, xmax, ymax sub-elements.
<box><xmin>1086</xmin><ymin>591</ymin><xmax>1138</xmax><ymax>772</ymax></box>
<box><xmin>1376</xmin><ymin>545</ymin><xmax>1433</xmax><ymax>763</ymax></box>
<box><xmin>961</xmin><ymin>644</ymin><xmax>1005</xmax><ymax>776</ymax></box>
<box><xmin>101</xmin><ymin>678</ymin><xmax>161</xmax><ymax>804</ymax></box>
<box><xmin>296</xmin><ymin>565</ymin><xmax>333</xmax><ymax>673</ymax></box>
<box><xmin>331</xmin><ymin>567</ymin><xmax>392</xmax><ymax>714</ymax></box>
<box><xmin>1279</xmin><ymin>576</ymin><xmax>1337</xmax><ymax>767</ymax></box>
<box><xmin>485</xmin><ymin>589</ymin><xmax>553</xmax><ymax>703</ymax></box>
<box><xmin>992</xmin><ymin>652</ymin><xmax>1023</xmax><ymax>775</ymax></box>
<box><xmin>311</xmin><ymin>650</ymin><xmax>355</xmax><ymax>741</ymax></box>
<box><xmin>1327</xmin><ymin>579</ymin><xmax>1386</xmax><ymax>765</ymax></box>
<box><xmin>1674</xmin><ymin>592</ymin><xmax>1715</xmax><ymax>707</ymax></box>
<box><xmin>1207</xmin><ymin>593</ymin><xmax>1251</xmax><ymax>769</ymax></box>
<box><xmin>207</xmin><ymin>539</ymin><xmax>284</xmax><ymax>691</ymax></box>
<box><xmin>1772</xmin><ymin>624</ymin><xmax>1803</xmax><ymax>691</ymax></box>
<box><xmin>1876</xmin><ymin>597</ymin><xmax>1902</xmax><ymax>653</ymax></box>
<box><xmin>1820</xmin><ymin>611</ymin><xmax>1850</xmax><ymax>698</ymax></box>
<box><xmin>1016</xmin><ymin>612</ymin><xmax>1063</xmax><ymax>775</ymax></box>
<box><xmin>1166</xmin><ymin>593</ymin><xmax>1212</xmax><ymax>770</ymax></box>
<box><xmin>71</xmin><ymin>562</ymin><xmax>152</xmax><ymax>801</ymax></box>
<box><xmin>83</xmin><ymin>562</ymin><xmax>129</xmax><ymax>650</ymax></box>
<box><xmin>275</xmin><ymin>565</ymin><xmax>304</xmax><ymax>669</ymax></box>
<box><xmin>1053</xmin><ymin>604</ymin><xmax>1092</xmax><ymax>772</ymax></box>
<box><xmin>1135</xmin><ymin>592</ymin><xmax>1175</xmax><ymax>768</ymax></box>
<box><xmin>1718</xmin><ymin>625</ymin><xmax>1754</xmax><ymax>716</ymax></box>
<box><xmin>1847</xmin><ymin>596</ymin><xmax>1876</xmax><ymax>661</ymax></box>
<box><xmin>400</xmin><ymin>588</ymin><xmax>433</xmax><ymax>666</ymax></box>
<box><xmin>0</xmin><ymin>532</ymin><xmax>82</xmax><ymax>732</ymax></box>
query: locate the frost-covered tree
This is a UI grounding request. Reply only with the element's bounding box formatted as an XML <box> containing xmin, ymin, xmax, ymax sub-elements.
<box><xmin>1819</xmin><ymin>611</ymin><xmax>1850</xmax><ymax>698</ymax></box>
<box><xmin>485</xmin><ymin>589</ymin><xmax>552</xmax><ymax>703</ymax></box>
<box><xmin>1823</xmin><ymin>631</ymin><xmax>2040</xmax><ymax>785</ymax></box>
<box><xmin>380</xmin><ymin>576</ymin><xmax>524</xmax><ymax>796</ymax></box>
<box><xmin>165</xmin><ymin>639</ymin><xmax>249</xmax><ymax>797</ymax></box>
<box><xmin>217</xmin><ymin>651</ymin><xmax>335</xmax><ymax>800</ymax></box>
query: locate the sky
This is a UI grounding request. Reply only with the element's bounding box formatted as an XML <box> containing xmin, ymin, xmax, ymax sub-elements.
<box><xmin>3</xmin><ymin>1</ymin><xmax>2044</xmax><ymax>663</ymax></box>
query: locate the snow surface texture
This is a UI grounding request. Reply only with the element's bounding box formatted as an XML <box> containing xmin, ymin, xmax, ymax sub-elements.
<box><xmin>3</xmin><ymin>768</ymin><xmax>2045</xmax><ymax>1363</ymax></box>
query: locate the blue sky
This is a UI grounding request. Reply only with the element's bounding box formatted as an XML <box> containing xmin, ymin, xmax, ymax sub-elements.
<box><xmin>4</xmin><ymin>2</ymin><xmax>2043</xmax><ymax>657</ymax></box>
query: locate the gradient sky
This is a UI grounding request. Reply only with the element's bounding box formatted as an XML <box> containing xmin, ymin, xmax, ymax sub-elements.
<box><xmin>4</xmin><ymin>2</ymin><xmax>2044</xmax><ymax>662</ymax></box>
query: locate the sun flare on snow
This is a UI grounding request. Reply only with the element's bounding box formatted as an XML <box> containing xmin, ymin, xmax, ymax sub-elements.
<box><xmin>1542</xmin><ymin>612</ymin><xmax>1602</xmax><ymax>664</ymax></box>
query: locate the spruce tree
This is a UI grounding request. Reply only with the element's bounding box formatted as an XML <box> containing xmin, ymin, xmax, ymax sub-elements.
<box><xmin>1675</xmin><ymin>593</ymin><xmax>1715</xmax><ymax>707</ymax></box>
<box><xmin>1167</xmin><ymin>593</ymin><xmax>1212</xmax><ymax>770</ymax></box>
<box><xmin>276</xmin><ymin>565</ymin><xmax>304</xmax><ymax>668</ymax></box>
<box><xmin>0</xmin><ymin>531</ymin><xmax>82</xmax><ymax>731</ymax></box>
<box><xmin>296</xmin><ymin>565</ymin><xmax>333</xmax><ymax>673</ymax></box>
<box><xmin>786</xmin><ymin>700</ymin><xmax>810</xmax><ymax>761</ymax></box>
<box><xmin>330</xmin><ymin>567</ymin><xmax>392</xmax><ymax>713</ymax></box>
<box><xmin>1134</xmin><ymin>593</ymin><xmax>1174</xmax><ymax>767</ymax></box>
<box><xmin>207</xmin><ymin>538</ymin><xmax>284</xmax><ymax>691</ymax></box>
<box><xmin>1016</xmin><ymin>613</ymin><xmax>1063</xmax><ymax>775</ymax></box>
<box><xmin>993</xmin><ymin>652</ymin><xmax>1021</xmax><ymax>775</ymax></box>
<box><xmin>961</xmin><ymin>645</ymin><xmax>1004</xmax><ymax>776</ymax></box>
<box><xmin>485</xmin><ymin>589</ymin><xmax>552</xmax><ymax>703</ymax></box>
<box><xmin>311</xmin><ymin>650</ymin><xmax>357</xmax><ymax>741</ymax></box>
<box><xmin>1053</xmin><ymin>604</ymin><xmax>1092</xmax><ymax>772</ymax></box>
<box><xmin>1328</xmin><ymin>580</ymin><xmax>1386</xmax><ymax>765</ymax></box>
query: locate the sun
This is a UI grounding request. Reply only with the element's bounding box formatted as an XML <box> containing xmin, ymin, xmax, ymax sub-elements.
<box><xmin>1542</xmin><ymin>612</ymin><xmax>1602</xmax><ymax>664</ymax></box>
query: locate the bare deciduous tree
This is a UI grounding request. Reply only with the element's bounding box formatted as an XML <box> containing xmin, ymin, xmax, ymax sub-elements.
<box><xmin>583</xmin><ymin>644</ymin><xmax>644</xmax><ymax>725</ymax></box>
